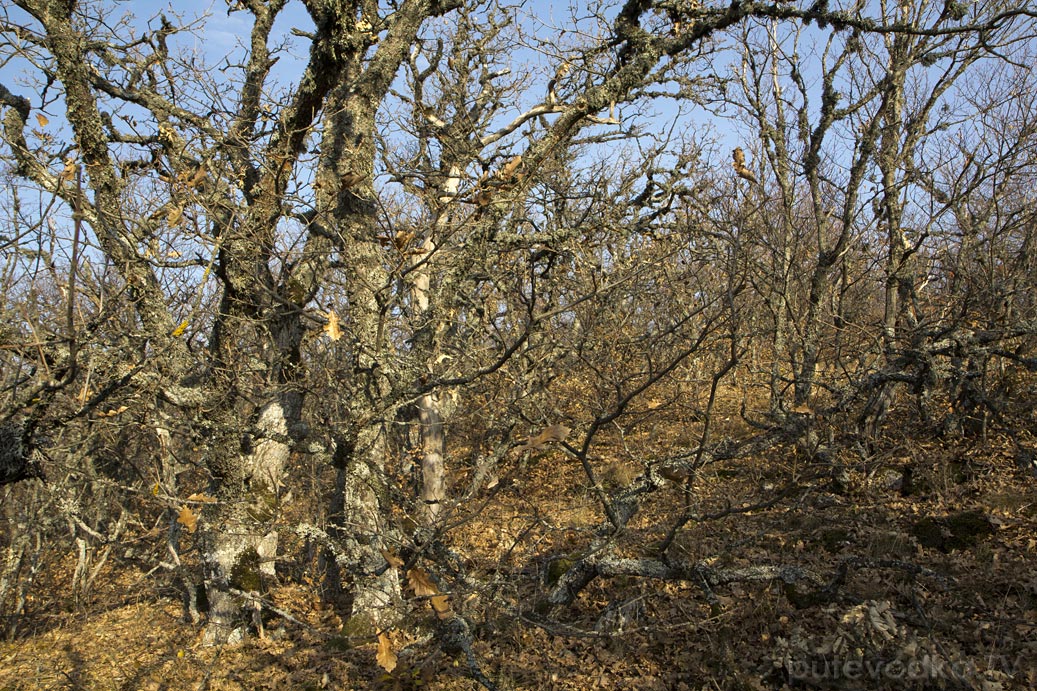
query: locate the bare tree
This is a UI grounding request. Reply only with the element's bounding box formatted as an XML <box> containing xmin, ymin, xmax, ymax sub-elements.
<box><xmin>2</xmin><ymin>0</ymin><xmax>1035</xmax><ymax>663</ymax></box>
<box><xmin>723</xmin><ymin>0</ymin><xmax>1037</xmax><ymax>442</ymax></box>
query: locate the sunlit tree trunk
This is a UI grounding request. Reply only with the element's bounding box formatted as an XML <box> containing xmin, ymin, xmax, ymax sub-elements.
<box><xmin>200</xmin><ymin>401</ymin><xmax>289</xmax><ymax>644</ymax></box>
<box><xmin>409</xmin><ymin>171</ymin><xmax>461</xmax><ymax>523</ymax></box>
<box><xmin>319</xmin><ymin>83</ymin><xmax>403</xmax><ymax>629</ymax></box>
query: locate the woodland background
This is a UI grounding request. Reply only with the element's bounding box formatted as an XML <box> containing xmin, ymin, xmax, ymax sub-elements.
<box><xmin>0</xmin><ymin>0</ymin><xmax>1036</xmax><ymax>688</ymax></box>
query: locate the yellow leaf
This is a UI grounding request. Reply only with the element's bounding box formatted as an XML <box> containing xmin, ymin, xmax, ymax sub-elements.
<box><xmin>407</xmin><ymin>568</ymin><xmax>439</xmax><ymax>597</ymax></box>
<box><xmin>172</xmin><ymin>320</ymin><xmax>188</xmax><ymax>337</ymax></box>
<box><xmin>376</xmin><ymin>633</ymin><xmax>397</xmax><ymax>673</ymax></box>
<box><xmin>36</xmin><ymin>113</ymin><xmax>49</xmax><ymax>127</ymax></box>
<box><xmin>325</xmin><ymin>311</ymin><xmax>342</xmax><ymax>341</ymax></box>
<box><xmin>152</xmin><ymin>482</ymin><xmax>160</xmax><ymax>496</ymax></box>
<box><xmin>177</xmin><ymin>506</ymin><xmax>198</xmax><ymax>533</ymax></box>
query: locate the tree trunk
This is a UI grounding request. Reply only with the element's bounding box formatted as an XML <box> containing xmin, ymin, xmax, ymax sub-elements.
<box><xmin>201</xmin><ymin>400</ymin><xmax>290</xmax><ymax>644</ymax></box>
<box><xmin>417</xmin><ymin>393</ymin><xmax>447</xmax><ymax>521</ymax></box>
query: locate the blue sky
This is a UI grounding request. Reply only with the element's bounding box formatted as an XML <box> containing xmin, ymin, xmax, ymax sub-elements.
<box><xmin>0</xmin><ymin>0</ymin><xmax>724</xmax><ymax>130</ymax></box>
<box><xmin>0</xmin><ymin>0</ymin><xmax>758</xmax><ymax>191</ymax></box>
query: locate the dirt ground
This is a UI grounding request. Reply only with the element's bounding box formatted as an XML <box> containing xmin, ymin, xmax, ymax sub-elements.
<box><xmin>1</xmin><ymin>413</ymin><xmax>1035</xmax><ymax>691</ymax></box>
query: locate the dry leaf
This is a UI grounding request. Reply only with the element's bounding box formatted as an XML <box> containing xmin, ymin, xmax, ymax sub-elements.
<box><xmin>177</xmin><ymin>506</ymin><xmax>198</xmax><ymax>533</ymax></box>
<box><xmin>376</xmin><ymin>633</ymin><xmax>397</xmax><ymax>673</ymax></box>
<box><xmin>733</xmin><ymin>146</ymin><xmax>747</xmax><ymax>168</ymax></box>
<box><xmin>499</xmin><ymin>154</ymin><xmax>523</xmax><ymax>180</ymax></box>
<box><xmin>407</xmin><ymin>568</ymin><xmax>453</xmax><ymax>618</ymax></box>
<box><xmin>59</xmin><ymin>157</ymin><xmax>77</xmax><ymax>182</ymax></box>
<box><xmin>732</xmin><ymin>147</ymin><xmax>758</xmax><ymax>183</ymax></box>
<box><xmin>392</xmin><ymin>230</ymin><xmax>416</xmax><ymax>251</ymax></box>
<box><xmin>185</xmin><ymin>493</ymin><xmax>216</xmax><ymax>504</ymax></box>
<box><xmin>407</xmin><ymin>567</ymin><xmax>439</xmax><ymax>597</ymax></box>
<box><xmin>36</xmin><ymin>113</ymin><xmax>49</xmax><ymax>127</ymax></box>
<box><xmin>518</xmin><ymin>423</ymin><xmax>571</xmax><ymax>452</ymax></box>
<box><xmin>187</xmin><ymin>165</ymin><xmax>206</xmax><ymax>188</ymax></box>
<box><xmin>380</xmin><ymin>549</ymin><xmax>404</xmax><ymax>569</ymax></box>
<box><xmin>167</xmin><ymin>205</ymin><xmax>184</xmax><ymax>226</ymax></box>
<box><xmin>430</xmin><ymin>594</ymin><xmax>453</xmax><ymax>619</ymax></box>
<box><xmin>325</xmin><ymin>311</ymin><xmax>342</xmax><ymax>341</ymax></box>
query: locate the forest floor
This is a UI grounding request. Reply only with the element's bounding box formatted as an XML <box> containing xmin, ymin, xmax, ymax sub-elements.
<box><xmin>1</xmin><ymin>403</ymin><xmax>1036</xmax><ymax>691</ymax></box>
